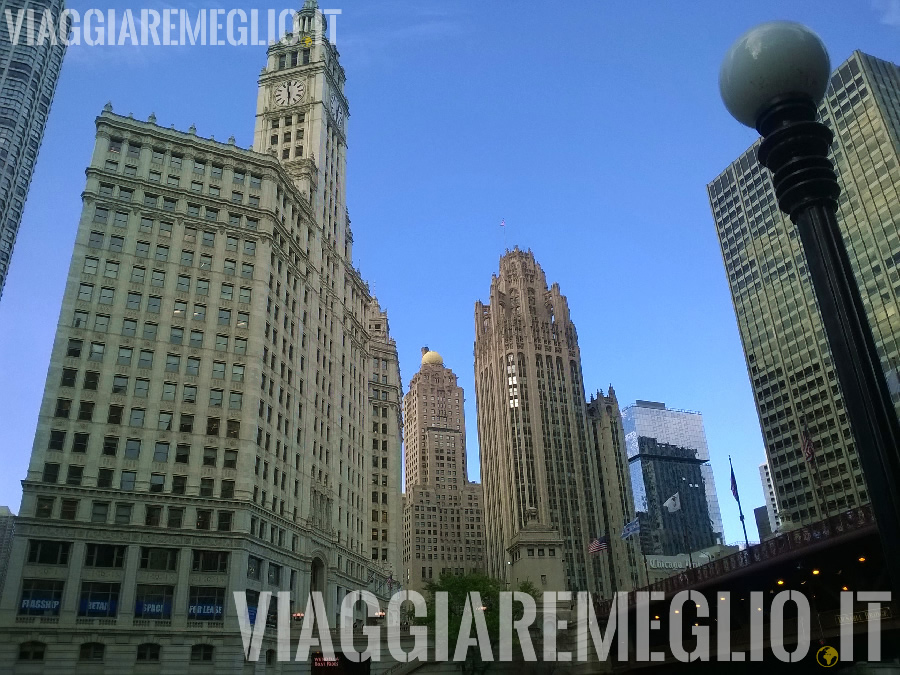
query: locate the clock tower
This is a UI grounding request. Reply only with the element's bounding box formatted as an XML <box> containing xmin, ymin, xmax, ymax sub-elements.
<box><xmin>253</xmin><ymin>0</ymin><xmax>348</xmax><ymax>248</ymax></box>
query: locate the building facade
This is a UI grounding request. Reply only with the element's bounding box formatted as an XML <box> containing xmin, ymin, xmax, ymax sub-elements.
<box><xmin>0</xmin><ymin>507</ymin><xmax>15</xmax><ymax>596</ymax></box>
<box><xmin>754</xmin><ymin>506</ymin><xmax>773</xmax><ymax>541</ymax></box>
<box><xmin>586</xmin><ymin>390</ymin><xmax>646</xmax><ymax>591</ymax></box>
<box><xmin>623</xmin><ymin>401</ymin><xmax>723</xmax><ymax>557</ymax></box>
<box><xmin>758</xmin><ymin>461</ymin><xmax>780</xmax><ymax>537</ymax></box>
<box><xmin>367</xmin><ymin>309</ymin><xmax>404</xmax><ymax>587</ymax></box>
<box><xmin>0</xmin><ymin>4</ymin><xmax>403</xmax><ymax>671</ymax></box>
<box><xmin>474</xmin><ymin>248</ymin><xmax>640</xmax><ymax>597</ymax></box>
<box><xmin>402</xmin><ymin>348</ymin><xmax>484</xmax><ymax>593</ymax></box>
<box><xmin>708</xmin><ymin>51</ymin><xmax>900</xmax><ymax>526</ymax></box>
<box><xmin>0</xmin><ymin>0</ymin><xmax>67</xmax><ymax>300</ymax></box>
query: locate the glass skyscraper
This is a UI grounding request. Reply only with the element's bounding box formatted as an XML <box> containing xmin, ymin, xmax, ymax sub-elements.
<box><xmin>708</xmin><ymin>51</ymin><xmax>900</xmax><ymax>526</ymax></box>
<box><xmin>623</xmin><ymin>401</ymin><xmax>723</xmax><ymax>555</ymax></box>
<box><xmin>0</xmin><ymin>0</ymin><xmax>67</xmax><ymax>300</ymax></box>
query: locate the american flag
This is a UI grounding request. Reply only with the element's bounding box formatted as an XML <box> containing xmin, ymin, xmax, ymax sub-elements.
<box><xmin>801</xmin><ymin>423</ymin><xmax>816</xmax><ymax>463</ymax></box>
<box><xmin>588</xmin><ymin>536</ymin><xmax>609</xmax><ymax>554</ymax></box>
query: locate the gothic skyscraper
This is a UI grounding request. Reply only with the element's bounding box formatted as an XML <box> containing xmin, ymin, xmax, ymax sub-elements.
<box><xmin>474</xmin><ymin>248</ymin><xmax>641</xmax><ymax>596</ymax></box>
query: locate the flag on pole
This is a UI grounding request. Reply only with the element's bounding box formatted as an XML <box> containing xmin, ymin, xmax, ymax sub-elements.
<box><xmin>663</xmin><ymin>492</ymin><xmax>681</xmax><ymax>513</ymax></box>
<box><xmin>621</xmin><ymin>518</ymin><xmax>641</xmax><ymax>540</ymax></box>
<box><xmin>387</xmin><ymin>574</ymin><xmax>394</xmax><ymax>591</ymax></box>
<box><xmin>730</xmin><ymin>464</ymin><xmax>740</xmax><ymax>502</ymax></box>
<box><xmin>500</xmin><ymin>218</ymin><xmax>505</xmax><ymax>227</ymax></box>
<box><xmin>801</xmin><ymin>423</ymin><xmax>816</xmax><ymax>463</ymax></box>
<box><xmin>588</xmin><ymin>536</ymin><xmax>609</xmax><ymax>554</ymax></box>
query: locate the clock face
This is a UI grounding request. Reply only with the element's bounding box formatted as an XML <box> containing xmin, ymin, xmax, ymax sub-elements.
<box><xmin>274</xmin><ymin>80</ymin><xmax>305</xmax><ymax>106</ymax></box>
<box><xmin>330</xmin><ymin>92</ymin><xmax>345</xmax><ymax>129</ymax></box>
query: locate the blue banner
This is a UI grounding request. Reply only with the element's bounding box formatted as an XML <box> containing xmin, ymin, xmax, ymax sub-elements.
<box><xmin>79</xmin><ymin>599</ymin><xmax>117</xmax><ymax>616</ymax></box>
<box><xmin>135</xmin><ymin>601</ymin><xmax>171</xmax><ymax>618</ymax></box>
<box><xmin>20</xmin><ymin>598</ymin><xmax>61</xmax><ymax>614</ymax></box>
<box><xmin>189</xmin><ymin>604</ymin><xmax>223</xmax><ymax>619</ymax></box>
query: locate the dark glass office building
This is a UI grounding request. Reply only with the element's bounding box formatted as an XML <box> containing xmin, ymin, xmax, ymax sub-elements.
<box><xmin>624</xmin><ymin>400</ymin><xmax>723</xmax><ymax>555</ymax></box>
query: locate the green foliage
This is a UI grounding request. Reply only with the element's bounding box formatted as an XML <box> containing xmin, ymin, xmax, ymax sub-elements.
<box><xmin>419</xmin><ymin>572</ymin><xmax>540</xmax><ymax>674</ymax></box>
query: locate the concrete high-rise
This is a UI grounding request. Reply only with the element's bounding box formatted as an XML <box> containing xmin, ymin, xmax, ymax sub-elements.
<box><xmin>759</xmin><ymin>461</ymin><xmax>780</xmax><ymax>536</ymax></box>
<box><xmin>474</xmin><ymin>248</ymin><xmax>641</xmax><ymax>597</ymax></box>
<box><xmin>402</xmin><ymin>348</ymin><xmax>484</xmax><ymax>593</ymax></box>
<box><xmin>623</xmin><ymin>401</ymin><xmax>723</xmax><ymax>556</ymax></box>
<box><xmin>0</xmin><ymin>507</ymin><xmax>14</xmax><ymax>596</ymax></box>
<box><xmin>754</xmin><ymin>506</ymin><xmax>773</xmax><ymax>541</ymax></box>
<box><xmin>0</xmin><ymin>4</ymin><xmax>403</xmax><ymax>671</ymax></box>
<box><xmin>0</xmin><ymin>0</ymin><xmax>67</xmax><ymax>300</ymax></box>
<box><xmin>708</xmin><ymin>51</ymin><xmax>900</xmax><ymax>526</ymax></box>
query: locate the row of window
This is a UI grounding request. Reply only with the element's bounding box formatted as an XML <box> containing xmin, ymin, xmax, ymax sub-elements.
<box><xmin>84</xmin><ymin>260</ymin><xmax>256</xmax><ymax>300</ymax></box>
<box><xmin>52</xmin><ymin>398</ymin><xmax>242</xmax><ymax>436</ymax></box>
<box><xmin>108</xmin><ymin>137</ymin><xmax>263</xmax><ymax>189</ymax></box>
<box><xmin>88</xmin><ymin>224</ymin><xmax>256</xmax><ymax>270</ymax></box>
<box><xmin>18</xmin><ymin>641</ymin><xmax>213</xmax><ymax>663</ymax></box>
<box><xmin>20</xmin><ymin>578</ymin><xmax>228</xmax><ymax>620</ymax></box>
<box><xmin>46</xmin><ymin>432</ymin><xmax>239</xmax><ymax>468</ymax></box>
<box><xmin>276</xmin><ymin>49</ymin><xmax>311</xmax><ymax>69</ymax></box>
<box><xmin>72</xmin><ymin>313</ymin><xmax>249</xmax><ymax>353</ymax></box>
<box><xmin>76</xmin><ymin>288</ymin><xmax>253</xmax><ymax>331</ymax></box>
<box><xmin>95</xmin><ymin>183</ymin><xmax>262</xmax><ymax>230</ymax></box>
<box><xmin>65</xmin><ymin>338</ymin><xmax>246</xmax><ymax>376</ymax></box>
<box><xmin>63</xmin><ymin>370</ymin><xmax>244</xmax><ymax>406</ymax></box>
<box><xmin>33</xmin><ymin>496</ymin><xmax>233</xmax><ymax>529</ymax></box>
<box><xmin>92</xmin><ymin>210</ymin><xmax>259</xmax><ymax>253</ymax></box>
<box><xmin>27</xmin><ymin>541</ymin><xmax>230</xmax><ymax>570</ymax></box>
<box><xmin>42</xmin><ymin>463</ymin><xmax>238</xmax><ymax>501</ymax></box>
<box><xmin>100</xmin><ymin>179</ymin><xmax>264</xmax><ymax>209</ymax></box>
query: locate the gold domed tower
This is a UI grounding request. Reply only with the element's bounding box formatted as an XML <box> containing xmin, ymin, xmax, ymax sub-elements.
<box><xmin>402</xmin><ymin>347</ymin><xmax>485</xmax><ymax>592</ymax></box>
<box><xmin>420</xmin><ymin>346</ymin><xmax>444</xmax><ymax>366</ymax></box>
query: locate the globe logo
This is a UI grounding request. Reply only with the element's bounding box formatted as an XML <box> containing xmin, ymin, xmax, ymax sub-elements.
<box><xmin>816</xmin><ymin>646</ymin><xmax>839</xmax><ymax>667</ymax></box>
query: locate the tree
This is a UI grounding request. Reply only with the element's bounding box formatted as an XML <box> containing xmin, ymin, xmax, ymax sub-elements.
<box><xmin>420</xmin><ymin>572</ymin><xmax>539</xmax><ymax>674</ymax></box>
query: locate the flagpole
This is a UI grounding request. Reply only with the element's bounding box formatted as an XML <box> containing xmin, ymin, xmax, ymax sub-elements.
<box><xmin>730</xmin><ymin>455</ymin><xmax>751</xmax><ymax>550</ymax></box>
<box><xmin>680</xmin><ymin>510</ymin><xmax>694</xmax><ymax>568</ymax></box>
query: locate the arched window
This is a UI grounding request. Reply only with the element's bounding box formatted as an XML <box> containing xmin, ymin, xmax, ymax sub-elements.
<box><xmin>266</xmin><ymin>649</ymin><xmax>276</xmax><ymax>665</ymax></box>
<box><xmin>18</xmin><ymin>641</ymin><xmax>45</xmax><ymax>661</ymax></box>
<box><xmin>137</xmin><ymin>643</ymin><xmax>161</xmax><ymax>661</ymax></box>
<box><xmin>79</xmin><ymin>642</ymin><xmax>105</xmax><ymax>661</ymax></box>
<box><xmin>190</xmin><ymin>643</ymin><xmax>214</xmax><ymax>662</ymax></box>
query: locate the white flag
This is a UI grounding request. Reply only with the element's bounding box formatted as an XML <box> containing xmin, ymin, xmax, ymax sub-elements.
<box><xmin>663</xmin><ymin>492</ymin><xmax>681</xmax><ymax>513</ymax></box>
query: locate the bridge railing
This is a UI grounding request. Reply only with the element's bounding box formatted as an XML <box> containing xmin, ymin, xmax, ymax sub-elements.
<box><xmin>595</xmin><ymin>504</ymin><xmax>875</xmax><ymax>616</ymax></box>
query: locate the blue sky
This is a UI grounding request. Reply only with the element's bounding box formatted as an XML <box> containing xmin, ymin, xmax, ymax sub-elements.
<box><xmin>0</xmin><ymin>1</ymin><xmax>897</xmax><ymax>544</ymax></box>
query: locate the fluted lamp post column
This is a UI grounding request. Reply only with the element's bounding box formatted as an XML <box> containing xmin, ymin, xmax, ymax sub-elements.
<box><xmin>719</xmin><ymin>21</ymin><xmax>900</xmax><ymax>596</ymax></box>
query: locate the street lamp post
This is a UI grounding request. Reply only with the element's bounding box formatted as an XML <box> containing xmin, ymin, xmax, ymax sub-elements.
<box><xmin>719</xmin><ymin>21</ymin><xmax>900</xmax><ymax>596</ymax></box>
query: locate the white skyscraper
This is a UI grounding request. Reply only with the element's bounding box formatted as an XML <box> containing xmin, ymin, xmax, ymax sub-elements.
<box><xmin>0</xmin><ymin>4</ymin><xmax>403</xmax><ymax>671</ymax></box>
<box><xmin>759</xmin><ymin>461</ymin><xmax>781</xmax><ymax>535</ymax></box>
